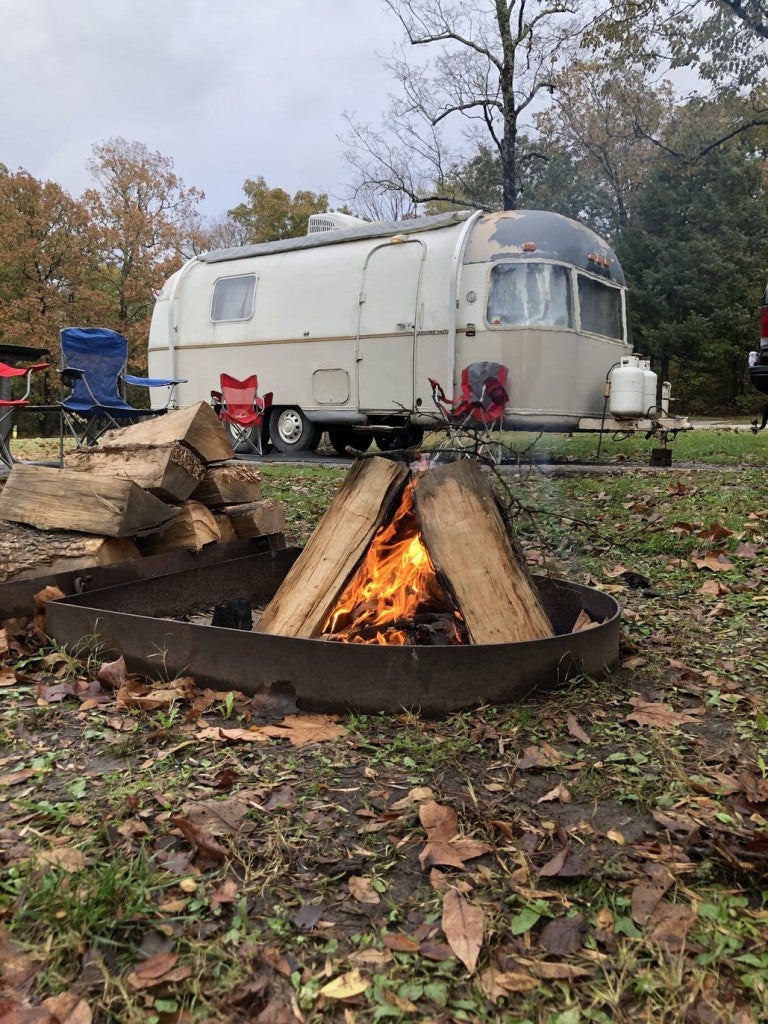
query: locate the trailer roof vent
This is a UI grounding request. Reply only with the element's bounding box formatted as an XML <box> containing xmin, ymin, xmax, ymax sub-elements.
<box><xmin>307</xmin><ymin>212</ymin><xmax>368</xmax><ymax>234</ymax></box>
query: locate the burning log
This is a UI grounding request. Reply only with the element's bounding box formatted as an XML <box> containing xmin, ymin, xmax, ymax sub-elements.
<box><xmin>256</xmin><ymin>457</ymin><xmax>409</xmax><ymax>639</ymax></box>
<box><xmin>412</xmin><ymin>460</ymin><xmax>553</xmax><ymax>644</ymax></box>
<box><xmin>256</xmin><ymin>456</ymin><xmax>553</xmax><ymax>647</ymax></box>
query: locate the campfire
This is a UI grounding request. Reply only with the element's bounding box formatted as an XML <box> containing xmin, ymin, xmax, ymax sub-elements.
<box><xmin>320</xmin><ymin>483</ymin><xmax>467</xmax><ymax>646</ymax></box>
<box><xmin>257</xmin><ymin>457</ymin><xmax>557</xmax><ymax>648</ymax></box>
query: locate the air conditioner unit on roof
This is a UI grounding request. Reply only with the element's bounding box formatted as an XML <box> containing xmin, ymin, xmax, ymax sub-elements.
<box><xmin>307</xmin><ymin>212</ymin><xmax>368</xmax><ymax>234</ymax></box>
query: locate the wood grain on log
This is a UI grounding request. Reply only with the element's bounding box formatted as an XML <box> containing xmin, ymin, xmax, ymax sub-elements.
<box><xmin>100</xmin><ymin>402</ymin><xmax>234</xmax><ymax>463</ymax></box>
<box><xmin>411</xmin><ymin>461</ymin><xmax>554</xmax><ymax>644</ymax></box>
<box><xmin>0</xmin><ymin>465</ymin><xmax>178</xmax><ymax>538</ymax></box>
<box><xmin>0</xmin><ymin>520</ymin><xmax>140</xmax><ymax>584</ymax></box>
<box><xmin>64</xmin><ymin>443</ymin><xmax>205</xmax><ymax>501</ymax></box>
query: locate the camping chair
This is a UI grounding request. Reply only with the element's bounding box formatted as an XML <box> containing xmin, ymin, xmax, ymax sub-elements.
<box><xmin>211</xmin><ymin>373</ymin><xmax>273</xmax><ymax>455</ymax></box>
<box><xmin>0</xmin><ymin>359</ymin><xmax>50</xmax><ymax>470</ymax></box>
<box><xmin>59</xmin><ymin>327</ymin><xmax>186</xmax><ymax>446</ymax></box>
<box><xmin>429</xmin><ymin>361</ymin><xmax>509</xmax><ymax>464</ymax></box>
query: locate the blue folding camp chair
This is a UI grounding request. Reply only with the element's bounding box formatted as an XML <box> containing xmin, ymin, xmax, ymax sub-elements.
<box><xmin>59</xmin><ymin>327</ymin><xmax>186</xmax><ymax>446</ymax></box>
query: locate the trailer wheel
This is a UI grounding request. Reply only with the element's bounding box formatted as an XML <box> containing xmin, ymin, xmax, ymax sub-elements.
<box><xmin>328</xmin><ymin>428</ymin><xmax>373</xmax><ymax>457</ymax></box>
<box><xmin>375</xmin><ymin>425</ymin><xmax>424</xmax><ymax>452</ymax></box>
<box><xmin>270</xmin><ymin>407</ymin><xmax>321</xmax><ymax>453</ymax></box>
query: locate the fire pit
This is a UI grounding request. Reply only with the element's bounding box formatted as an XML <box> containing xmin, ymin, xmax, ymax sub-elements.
<box><xmin>46</xmin><ymin>548</ymin><xmax>621</xmax><ymax>715</ymax></box>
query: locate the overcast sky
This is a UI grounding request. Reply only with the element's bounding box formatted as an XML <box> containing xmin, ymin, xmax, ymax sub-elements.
<box><xmin>0</xmin><ymin>0</ymin><xmax>401</xmax><ymax>217</ymax></box>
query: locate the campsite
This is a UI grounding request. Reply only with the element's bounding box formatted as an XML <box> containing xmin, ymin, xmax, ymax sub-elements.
<box><xmin>1</xmin><ymin>422</ymin><xmax>767</xmax><ymax>1023</ymax></box>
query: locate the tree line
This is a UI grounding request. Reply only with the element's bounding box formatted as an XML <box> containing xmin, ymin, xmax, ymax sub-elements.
<box><xmin>1</xmin><ymin>0</ymin><xmax>767</xmax><ymax>417</ymax></box>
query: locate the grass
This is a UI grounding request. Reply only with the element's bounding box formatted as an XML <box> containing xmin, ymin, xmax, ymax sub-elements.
<box><xmin>1</xmin><ymin>427</ymin><xmax>767</xmax><ymax>1022</ymax></box>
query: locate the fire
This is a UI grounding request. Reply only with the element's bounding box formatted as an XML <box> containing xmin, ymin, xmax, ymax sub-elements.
<box><xmin>320</xmin><ymin>482</ymin><xmax>465</xmax><ymax>645</ymax></box>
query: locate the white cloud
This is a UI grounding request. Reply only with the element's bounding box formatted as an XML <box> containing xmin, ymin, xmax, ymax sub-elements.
<box><xmin>0</xmin><ymin>0</ymin><xmax>398</xmax><ymax>215</ymax></box>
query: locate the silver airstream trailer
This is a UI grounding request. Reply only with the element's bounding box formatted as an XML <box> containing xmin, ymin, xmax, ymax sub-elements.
<box><xmin>147</xmin><ymin>209</ymin><xmax>643</xmax><ymax>453</ymax></box>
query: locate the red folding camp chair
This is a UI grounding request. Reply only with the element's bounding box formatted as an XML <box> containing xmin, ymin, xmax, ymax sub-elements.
<box><xmin>211</xmin><ymin>373</ymin><xmax>273</xmax><ymax>455</ymax></box>
<box><xmin>0</xmin><ymin>360</ymin><xmax>50</xmax><ymax>470</ymax></box>
<box><xmin>428</xmin><ymin>361</ymin><xmax>509</xmax><ymax>464</ymax></box>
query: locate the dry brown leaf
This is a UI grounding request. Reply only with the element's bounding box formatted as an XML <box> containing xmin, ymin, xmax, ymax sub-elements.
<box><xmin>418</xmin><ymin>800</ymin><xmax>492</xmax><ymax>870</ymax></box>
<box><xmin>96</xmin><ymin>655</ymin><xmax>126</xmax><ymax>689</ymax></box>
<box><xmin>442</xmin><ymin>888</ymin><xmax>484</xmax><ymax>974</ymax></box>
<box><xmin>626</xmin><ymin>697</ymin><xmax>703</xmax><ymax>730</ymax></box>
<box><xmin>479</xmin><ymin>966</ymin><xmax>539</xmax><ymax>999</ymax></box>
<box><xmin>196</xmin><ymin>724</ymin><xmax>270</xmax><ymax>744</ymax></box>
<box><xmin>253</xmin><ymin>713</ymin><xmax>347</xmax><ymax>747</ymax></box>
<box><xmin>319</xmin><ymin>969</ymin><xmax>369</xmax><ymax>999</ymax></box>
<box><xmin>631</xmin><ymin>863</ymin><xmax>674</xmax><ymax>925</ymax></box>
<box><xmin>348</xmin><ymin>875</ymin><xmax>381</xmax><ymax>904</ymax></box>
<box><xmin>539</xmin><ymin>913</ymin><xmax>587</xmax><ymax>955</ymax></box>
<box><xmin>517</xmin><ymin>958</ymin><xmax>593</xmax><ymax>980</ymax></box>
<box><xmin>647</xmin><ymin>902</ymin><xmax>697</xmax><ymax>952</ymax></box>
<box><xmin>566</xmin><ymin>714</ymin><xmax>591</xmax><ymax>744</ymax></box>
<box><xmin>538</xmin><ymin>846</ymin><xmax>589</xmax><ymax>878</ymax></box>
<box><xmin>692</xmin><ymin>551</ymin><xmax>734</xmax><ymax>571</ymax></box>
<box><xmin>0</xmin><ymin>667</ymin><xmax>16</xmax><ymax>688</ymax></box>
<box><xmin>171</xmin><ymin>815</ymin><xmax>228</xmax><ymax>866</ymax></box>
<box><xmin>42</xmin><ymin>992</ymin><xmax>93</xmax><ymax>1023</ymax></box>
<box><xmin>536</xmin><ymin>781</ymin><xmax>572</xmax><ymax>804</ymax></box>
<box><xmin>382</xmin><ymin>933</ymin><xmax>420</xmax><ymax>953</ymax></box>
<box><xmin>39</xmin><ymin>846</ymin><xmax>86</xmax><ymax>873</ymax></box>
<box><xmin>516</xmin><ymin>742</ymin><xmax>562</xmax><ymax>770</ymax></box>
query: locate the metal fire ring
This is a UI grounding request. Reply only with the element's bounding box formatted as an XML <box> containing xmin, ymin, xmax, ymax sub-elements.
<box><xmin>46</xmin><ymin>548</ymin><xmax>621</xmax><ymax>715</ymax></box>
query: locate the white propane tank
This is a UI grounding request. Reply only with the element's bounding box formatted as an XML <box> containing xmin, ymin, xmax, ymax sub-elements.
<box><xmin>640</xmin><ymin>358</ymin><xmax>658</xmax><ymax>417</ymax></box>
<box><xmin>609</xmin><ymin>356</ymin><xmax>645</xmax><ymax>417</ymax></box>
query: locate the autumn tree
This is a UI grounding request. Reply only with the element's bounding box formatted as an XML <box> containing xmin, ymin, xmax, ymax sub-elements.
<box><xmin>0</xmin><ymin>170</ymin><xmax>96</xmax><ymax>406</ymax></box>
<box><xmin>228</xmin><ymin>177</ymin><xmax>329</xmax><ymax>243</ymax></box>
<box><xmin>83</xmin><ymin>138</ymin><xmax>204</xmax><ymax>369</ymax></box>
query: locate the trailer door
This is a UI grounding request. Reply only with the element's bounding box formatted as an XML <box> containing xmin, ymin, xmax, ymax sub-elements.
<box><xmin>357</xmin><ymin>240</ymin><xmax>424</xmax><ymax>412</ymax></box>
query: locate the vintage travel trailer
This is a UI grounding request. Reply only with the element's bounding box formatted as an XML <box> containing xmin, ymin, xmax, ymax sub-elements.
<box><xmin>148</xmin><ymin>208</ymin><xmax>650</xmax><ymax>453</ymax></box>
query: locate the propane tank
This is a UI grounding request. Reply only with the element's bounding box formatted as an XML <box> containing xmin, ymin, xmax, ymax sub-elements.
<box><xmin>640</xmin><ymin>358</ymin><xmax>658</xmax><ymax>417</ymax></box>
<box><xmin>609</xmin><ymin>356</ymin><xmax>645</xmax><ymax>417</ymax></box>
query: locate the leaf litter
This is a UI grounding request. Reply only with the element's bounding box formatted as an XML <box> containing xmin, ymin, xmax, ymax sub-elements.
<box><xmin>1</xmin><ymin>465</ymin><xmax>767</xmax><ymax>1022</ymax></box>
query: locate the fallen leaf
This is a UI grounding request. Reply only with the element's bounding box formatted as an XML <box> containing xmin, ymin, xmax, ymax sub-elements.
<box><xmin>566</xmin><ymin>715</ymin><xmax>591</xmax><ymax>744</ymax></box>
<box><xmin>42</xmin><ymin>992</ymin><xmax>93</xmax><ymax>1023</ymax></box>
<box><xmin>536</xmin><ymin>782</ymin><xmax>572</xmax><ymax>804</ymax></box>
<box><xmin>178</xmin><ymin>797</ymin><xmax>252</xmax><ymax>837</ymax></box>
<box><xmin>171</xmin><ymin>815</ymin><xmax>228</xmax><ymax>866</ymax></box>
<box><xmin>348</xmin><ymin>875</ymin><xmax>381</xmax><ymax>904</ymax></box>
<box><xmin>418</xmin><ymin>800</ymin><xmax>492</xmax><ymax>870</ymax></box>
<box><xmin>631</xmin><ymin>863</ymin><xmax>674</xmax><ymax>925</ymax></box>
<box><xmin>517</xmin><ymin>958</ymin><xmax>593</xmax><ymax>980</ymax></box>
<box><xmin>539</xmin><ymin>913</ymin><xmax>587</xmax><ymax>955</ymax></box>
<box><xmin>517</xmin><ymin>743</ymin><xmax>562</xmax><ymax>770</ymax></box>
<box><xmin>291</xmin><ymin>904</ymin><xmax>323</xmax><ymax>931</ymax></box>
<box><xmin>96</xmin><ymin>655</ymin><xmax>126</xmax><ymax>689</ymax></box>
<box><xmin>382</xmin><ymin>933</ymin><xmax>420</xmax><ymax>953</ymax></box>
<box><xmin>39</xmin><ymin>846</ymin><xmax>86</xmax><ymax>873</ymax></box>
<box><xmin>319</xmin><ymin>969</ymin><xmax>369</xmax><ymax>999</ymax></box>
<box><xmin>647</xmin><ymin>902</ymin><xmax>697</xmax><ymax>952</ymax></box>
<box><xmin>479</xmin><ymin>966</ymin><xmax>539</xmax><ymax>999</ymax></box>
<box><xmin>442</xmin><ymin>888</ymin><xmax>484</xmax><ymax>974</ymax></box>
<box><xmin>538</xmin><ymin>847</ymin><xmax>589</xmax><ymax>878</ymax></box>
<box><xmin>691</xmin><ymin>551</ymin><xmax>734</xmax><ymax>572</ymax></box>
<box><xmin>626</xmin><ymin>698</ymin><xmax>702</xmax><ymax>730</ymax></box>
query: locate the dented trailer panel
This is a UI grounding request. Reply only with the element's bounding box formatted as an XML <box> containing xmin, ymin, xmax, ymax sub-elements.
<box><xmin>148</xmin><ymin>209</ymin><xmax>633</xmax><ymax>435</ymax></box>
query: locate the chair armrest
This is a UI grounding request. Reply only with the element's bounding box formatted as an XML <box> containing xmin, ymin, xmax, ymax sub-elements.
<box><xmin>59</xmin><ymin>366</ymin><xmax>86</xmax><ymax>383</ymax></box>
<box><xmin>122</xmin><ymin>374</ymin><xmax>187</xmax><ymax>388</ymax></box>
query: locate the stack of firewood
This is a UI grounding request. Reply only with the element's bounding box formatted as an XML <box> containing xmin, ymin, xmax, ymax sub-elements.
<box><xmin>0</xmin><ymin>403</ymin><xmax>285</xmax><ymax>584</ymax></box>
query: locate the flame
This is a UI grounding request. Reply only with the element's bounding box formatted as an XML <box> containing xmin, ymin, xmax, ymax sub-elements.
<box><xmin>321</xmin><ymin>482</ymin><xmax>463</xmax><ymax>645</ymax></box>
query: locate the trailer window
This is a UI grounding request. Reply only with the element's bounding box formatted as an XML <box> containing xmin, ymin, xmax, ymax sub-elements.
<box><xmin>487</xmin><ymin>263</ymin><xmax>573</xmax><ymax>328</ymax></box>
<box><xmin>577</xmin><ymin>275</ymin><xmax>623</xmax><ymax>339</ymax></box>
<box><xmin>211</xmin><ymin>274</ymin><xmax>257</xmax><ymax>322</ymax></box>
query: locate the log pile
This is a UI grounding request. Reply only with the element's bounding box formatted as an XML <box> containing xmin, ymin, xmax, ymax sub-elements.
<box><xmin>0</xmin><ymin>402</ymin><xmax>285</xmax><ymax>584</ymax></box>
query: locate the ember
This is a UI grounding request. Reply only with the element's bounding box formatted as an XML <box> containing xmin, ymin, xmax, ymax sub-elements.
<box><xmin>321</xmin><ymin>483</ymin><xmax>467</xmax><ymax>645</ymax></box>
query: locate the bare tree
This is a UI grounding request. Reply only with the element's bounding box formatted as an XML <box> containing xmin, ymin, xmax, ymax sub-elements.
<box><xmin>343</xmin><ymin>0</ymin><xmax>583</xmax><ymax>212</ymax></box>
